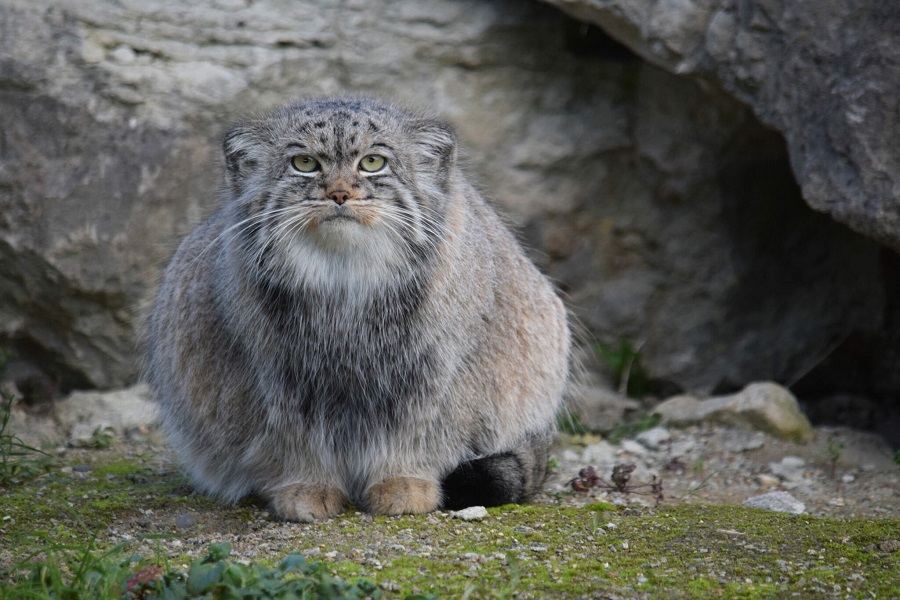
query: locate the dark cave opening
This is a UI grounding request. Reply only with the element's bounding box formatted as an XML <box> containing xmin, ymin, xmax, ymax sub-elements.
<box><xmin>716</xmin><ymin>121</ymin><xmax>900</xmax><ymax>447</ymax></box>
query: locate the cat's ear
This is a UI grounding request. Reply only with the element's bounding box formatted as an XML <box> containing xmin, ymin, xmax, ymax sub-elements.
<box><xmin>413</xmin><ymin>119</ymin><xmax>457</xmax><ymax>173</ymax></box>
<box><xmin>222</xmin><ymin>121</ymin><xmax>267</xmax><ymax>196</ymax></box>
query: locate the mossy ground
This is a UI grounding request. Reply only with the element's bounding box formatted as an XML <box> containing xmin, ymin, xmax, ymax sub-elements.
<box><xmin>1</xmin><ymin>442</ymin><xmax>899</xmax><ymax>598</ymax></box>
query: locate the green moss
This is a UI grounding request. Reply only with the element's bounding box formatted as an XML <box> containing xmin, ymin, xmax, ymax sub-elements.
<box><xmin>3</xmin><ymin>449</ymin><xmax>900</xmax><ymax>598</ymax></box>
<box><xmin>585</xmin><ymin>501</ymin><xmax>618</xmax><ymax>512</ymax></box>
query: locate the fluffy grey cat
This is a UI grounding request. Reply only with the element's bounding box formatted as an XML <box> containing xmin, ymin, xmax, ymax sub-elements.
<box><xmin>144</xmin><ymin>97</ymin><xmax>570</xmax><ymax>521</ymax></box>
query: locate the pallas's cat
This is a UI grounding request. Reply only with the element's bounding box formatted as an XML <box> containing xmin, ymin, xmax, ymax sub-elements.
<box><xmin>145</xmin><ymin>97</ymin><xmax>570</xmax><ymax>521</ymax></box>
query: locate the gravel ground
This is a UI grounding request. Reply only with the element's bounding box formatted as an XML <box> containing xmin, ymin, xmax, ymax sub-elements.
<box><xmin>545</xmin><ymin>423</ymin><xmax>900</xmax><ymax>519</ymax></box>
<box><xmin>3</xmin><ymin>422</ymin><xmax>899</xmax><ymax>597</ymax></box>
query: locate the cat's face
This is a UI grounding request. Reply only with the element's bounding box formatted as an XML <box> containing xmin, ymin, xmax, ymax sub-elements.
<box><xmin>221</xmin><ymin>98</ymin><xmax>457</xmax><ymax>289</ymax></box>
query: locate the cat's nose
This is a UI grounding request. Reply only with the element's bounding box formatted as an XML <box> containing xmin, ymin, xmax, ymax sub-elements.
<box><xmin>328</xmin><ymin>190</ymin><xmax>350</xmax><ymax>205</ymax></box>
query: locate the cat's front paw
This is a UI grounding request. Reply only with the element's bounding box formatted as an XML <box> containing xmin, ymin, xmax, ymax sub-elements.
<box><xmin>271</xmin><ymin>484</ymin><xmax>347</xmax><ymax>522</ymax></box>
<box><xmin>365</xmin><ymin>477</ymin><xmax>439</xmax><ymax>515</ymax></box>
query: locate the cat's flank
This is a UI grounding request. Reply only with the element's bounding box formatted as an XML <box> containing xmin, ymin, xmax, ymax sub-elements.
<box><xmin>145</xmin><ymin>97</ymin><xmax>570</xmax><ymax>521</ymax></box>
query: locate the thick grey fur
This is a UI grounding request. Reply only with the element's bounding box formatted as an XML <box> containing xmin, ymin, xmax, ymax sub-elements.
<box><xmin>144</xmin><ymin>97</ymin><xmax>570</xmax><ymax>521</ymax></box>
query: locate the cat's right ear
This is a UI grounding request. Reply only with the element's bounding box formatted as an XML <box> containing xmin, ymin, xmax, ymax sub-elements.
<box><xmin>413</xmin><ymin>119</ymin><xmax>457</xmax><ymax>193</ymax></box>
<box><xmin>413</xmin><ymin>119</ymin><xmax>457</xmax><ymax>170</ymax></box>
<box><xmin>222</xmin><ymin>122</ymin><xmax>265</xmax><ymax>196</ymax></box>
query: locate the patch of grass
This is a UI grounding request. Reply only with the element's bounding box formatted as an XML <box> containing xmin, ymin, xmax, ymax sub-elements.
<box><xmin>559</xmin><ymin>404</ymin><xmax>661</xmax><ymax>443</ymax></box>
<box><xmin>601</xmin><ymin>411</ymin><xmax>661</xmax><ymax>444</ymax></box>
<box><xmin>4</xmin><ymin>539</ymin><xmax>402</xmax><ymax>599</ymax></box>
<box><xmin>87</xmin><ymin>426</ymin><xmax>116</xmax><ymax>450</ymax></box>
<box><xmin>0</xmin><ymin>392</ymin><xmax>53</xmax><ymax>486</ymax></box>
<box><xmin>595</xmin><ymin>339</ymin><xmax>649</xmax><ymax>399</ymax></box>
<box><xmin>3</xmin><ymin>448</ymin><xmax>900</xmax><ymax>598</ymax></box>
<box><xmin>585</xmin><ymin>501</ymin><xmax>618</xmax><ymax>512</ymax></box>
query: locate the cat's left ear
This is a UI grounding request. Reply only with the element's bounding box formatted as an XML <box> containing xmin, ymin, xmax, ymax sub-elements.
<box><xmin>222</xmin><ymin>120</ymin><xmax>268</xmax><ymax>196</ymax></box>
<box><xmin>413</xmin><ymin>119</ymin><xmax>457</xmax><ymax>174</ymax></box>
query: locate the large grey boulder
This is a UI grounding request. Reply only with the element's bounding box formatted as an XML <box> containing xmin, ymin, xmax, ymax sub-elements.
<box><xmin>541</xmin><ymin>0</ymin><xmax>900</xmax><ymax>248</ymax></box>
<box><xmin>0</xmin><ymin>0</ymin><xmax>893</xmax><ymax>404</ymax></box>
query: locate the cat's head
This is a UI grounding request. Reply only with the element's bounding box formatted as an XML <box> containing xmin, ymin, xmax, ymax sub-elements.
<box><xmin>220</xmin><ymin>97</ymin><xmax>457</xmax><ymax>287</ymax></box>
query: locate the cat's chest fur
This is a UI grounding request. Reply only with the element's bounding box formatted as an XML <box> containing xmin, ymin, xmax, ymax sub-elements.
<box><xmin>239</xmin><ymin>271</ymin><xmax>440</xmax><ymax>428</ymax></box>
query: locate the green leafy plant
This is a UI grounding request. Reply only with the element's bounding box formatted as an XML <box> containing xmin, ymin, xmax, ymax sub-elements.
<box><xmin>594</xmin><ymin>339</ymin><xmax>648</xmax><ymax>399</ymax></box>
<box><xmin>6</xmin><ymin>535</ymin><xmax>138</xmax><ymax>599</ymax></box>
<box><xmin>161</xmin><ymin>541</ymin><xmax>384</xmax><ymax>598</ymax></box>
<box><xmin>89</xmin><ymin>426</ymin><xmax>117</xmax><ymax>449</ymax></box>
<box><xmin>0</xmin><ymin>391</ymin><xmax>53</xmax><ymax>486</ymax></box>
<box><xmin>4</xmin><ymin>540</ymin><xmax>420</xmax><ymax>599</ymax></box>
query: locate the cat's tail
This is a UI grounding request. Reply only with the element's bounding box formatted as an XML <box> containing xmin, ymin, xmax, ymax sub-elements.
<box><xmin>439</xmin><ymin>432</ymin><xmax>553</xmax><ymax>510</ymax></box>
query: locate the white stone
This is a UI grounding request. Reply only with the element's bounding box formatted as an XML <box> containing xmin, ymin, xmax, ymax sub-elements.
<box><xmin>769</xmin><ymin>456</ymin><xmax>807</xmax><ymax>481</ymax></box>
<box><xmin>635</xmin><ymin>426</ymin><xmax>671</xmax><ymax>449</ymax></box>
<box><xmin>582</xmin><ymin>441</ymin><xmax>619</xmax><ymax>465</ymax></box>
<box><xmin>742</xmin><ymin>491</ymin><xmax>806</xmax><ymax>515</ymax></box>
<box><xmin>619</xmin><ymin>439</ymin><xmax>647</xmax><ymax>456</ymax></box>
<box><xmin>449</xmin><ymin>506</ymin><xmax>488</xmax><ymax>521</ymax></box>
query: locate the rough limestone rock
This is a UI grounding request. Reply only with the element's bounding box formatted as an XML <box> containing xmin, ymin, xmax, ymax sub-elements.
<box><xmin>55</xmin><ymin>384</ymin><xmax>157</xmax><ymax>446</ymax></box>
<box><xmin>0</xmin><ymin>0</ymin><xmax>894</xmax><ymax>404</ymax></box>
<box><xmin>655</xmin><ymin>382</ymin><xmax>815</xmax><ymax>442</ymax></box>
<box><xmin>540</xmin><ymin>0</ymin><xmax>900</xmax><ymax>249</ymax></box>
<box><xmin>6</xmin><ymin>383</ymin><xmax>157</xmax><ymax>447</ymax></box>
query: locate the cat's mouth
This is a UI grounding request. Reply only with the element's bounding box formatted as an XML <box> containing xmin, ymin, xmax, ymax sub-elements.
<box><xmin>319</xmin><ymin>210</ymin><xmax>361</xmax><ymax>224</ymax></box>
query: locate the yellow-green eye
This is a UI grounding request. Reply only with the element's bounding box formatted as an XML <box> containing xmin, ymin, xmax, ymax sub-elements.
<box><xmin>359</xmin><ymin>154</ymin><xmax>386</xmax><ymax>173</ymax></box>
<box><xmin>291</xmin><ymin>155</ymin><xmax>319</xmax><ymax>173</ymax></box>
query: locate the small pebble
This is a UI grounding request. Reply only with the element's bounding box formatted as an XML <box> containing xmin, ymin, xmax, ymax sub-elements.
<box><xmin>841</xmin><ymin>474</ymin><xmax>855</xmax><ymax>483</ymax></box>
<box><xmin>619</xmin><ymin>439</ymin><xmax>647</xmax><ymax>456</ymax></box>
<box><xmin>449</xmin><ymin>506</ymin><xmax>488</xmax><ymax>521</ymax></box>
<box><xmin>755</xmin><ymin>474</ymin><xmax>780</xmax><ymax>488</ymax></box>
<box><xmin>175</xmin><ymin>513</ymin><xmax>197</xmax><ymax>529</ymax></box>
<box><xmin>635</xmin><ymin>427</ymin><xmax>671</xmax><ymax>449</ymax></box>
<box><xmin>742</xmin><ymin>491</ymin><xmax>805</xmax><ymax>514</ymax></box>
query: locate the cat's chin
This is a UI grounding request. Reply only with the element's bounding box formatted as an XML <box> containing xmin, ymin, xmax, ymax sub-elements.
<box><xmin>308</xmin><ymin>218</ymin><xmax>375</xmax><ymax>251</ymax></box>
<box><xmin>281</xmin><ymin>224</ymin><xmax>407</xmax><ymax>290</ymax></box>
<box><xmin>319</xmin><ymin>214</ymin><xmax>361</xmax><ymax>225</ymax></box>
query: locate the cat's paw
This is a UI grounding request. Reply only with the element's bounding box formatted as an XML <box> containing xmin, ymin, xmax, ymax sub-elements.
<box><xmin>365</xmin><ymin>477</ymin><xmax>439</xmax><ymax>515</ymax></box>
<box><xmin>271</xmin><ymin>484</ymin><xmax>347</xmax><ymax>522</ymax></box>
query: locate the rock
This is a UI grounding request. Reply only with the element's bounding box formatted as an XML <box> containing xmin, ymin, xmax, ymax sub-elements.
<box><xmin>56</xmin><ymin>384</ymin><xmax>158</xmax><ymax>446</ymax></box>
<box><xmin>582</xmin><ymin>440</ymin><xmax>619</xmax><ymax>466</ymax></box>
<box><xmin>619</xmin><ymin>439</ymin><xmax>647</xmax><ymax>456</ymax></box>
<box><xmin>742</xmin><ymin>491</ymin><xmax>806</xmax><ymax>515</ymax></box>
<box><xmin>635</xmin><ymin>426</ymin><xmax>671</xmax><ymax>450</ymax></box>
<box><xmin>768</xmin><ymin>456</ymin><xmax>807</xmax><ymax>482</ymax></box>
<box><xmin>754</xmin><ymin>474</ymin><xmax>780</xmax><ymax>489</ymax></box>
<box><xmin>1</xmin><ymin>0</ymin><xmax>894</xmax><ymax>410</ymax></box>
<box><xmin>565</xmin><ymin>382</ymin><xmax>641</xmax><ymax>432</ymax></box>
<box><xmin>175</xmin><ymin>513</ymin><xmax>198</xmax><ymax>529</ymax></box>
<box><xmin>449</xmin><ymin>506</ymin><xmax>488</xmax><ymax>521</ymax></box>
<box><xmin>719</xmin><ymin>430</ymin><xmax>766</xmax><ymax>453</ymax></box>
<box><xmin>655</xmin><ymin>382</ymin><xmax>815</xmax><ymax>442</ymax></box>
<box><xmin>864</xmin><ymin>540</ymin><xmax>900</xmax><ymax>554</ymax></box>
<box><xmin>540</xmin><ymin>0</ymin><xmax>900</xmax><ymax>251</ymax></box>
